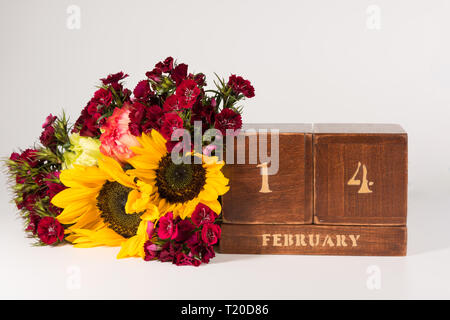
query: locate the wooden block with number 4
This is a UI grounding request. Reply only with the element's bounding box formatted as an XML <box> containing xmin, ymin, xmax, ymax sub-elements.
<box><xmin>222</xmin><ymin>124</ymin><xmax>313</xmax><ymax>224</ymax></box>
<box><xmin>313</xmin><ymin>124</ymin><xmax>408</xmax><ymax>226</ymax></box>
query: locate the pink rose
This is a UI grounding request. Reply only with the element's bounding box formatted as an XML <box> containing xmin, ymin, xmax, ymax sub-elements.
<box><xmin>99</xmin><ymin>103</ymin><xmax>141</xmax><ymax>163</ymax></box>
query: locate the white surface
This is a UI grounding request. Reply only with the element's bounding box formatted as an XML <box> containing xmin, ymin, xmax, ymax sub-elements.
<box><xmin>1</xmin><ymin>0</ymin><xmax>450</xmax><ymax>299</ymax></box>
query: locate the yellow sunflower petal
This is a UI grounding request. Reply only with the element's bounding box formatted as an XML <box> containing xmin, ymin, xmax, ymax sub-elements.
<box><xmin>70</xmin><ymin>227</ymin><xmax>125</xmax><ymax>247</ymax></box>
<box><xmin>51</xmin><ymin>187</ymin><xmax>100</xmax><ymax>208</ymax></box>
<box><xmin>200</xmin><ymin>199</ymin><xmax>222</xmax><ymax>215</ymax></box>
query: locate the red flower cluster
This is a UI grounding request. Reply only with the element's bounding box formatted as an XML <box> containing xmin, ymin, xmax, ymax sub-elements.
<box><xmin>72</xmin><ymin>72</ymin><xmax>131</xmax><ymax>137</ymax></box>
<box><xmin>144</xmin><ymin>203</ymin><xmax>221</xmax><ymax>266</ymax></box>
<box><xmin>71</xmin><ymin>58</ymin><xmax>254</xmax><ymax>157</ymax></box>
<box><xmin>8</xmin><ymin>114</ymin><xmax>68</xmax><ymax>245</ymax></box>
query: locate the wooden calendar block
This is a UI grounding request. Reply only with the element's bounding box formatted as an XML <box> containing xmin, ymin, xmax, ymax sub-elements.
<box><xmin>219</xmin><ymin>123</ymin><xmax>408</xmax><ymax>256</ymax></box>
<box><xmin>313</xmin><ymin>124</ymin><xmax>408</xmax><ymax>226</ymax></box>
<box><xmin>219</xmin><ymin>224</ymin><xmax>407</xmax><ymax>256</ymax></box>
<box><xmin>222</xmin><ymin>124</ymin><xmax>313</xmax><ymax>224</ymax></box>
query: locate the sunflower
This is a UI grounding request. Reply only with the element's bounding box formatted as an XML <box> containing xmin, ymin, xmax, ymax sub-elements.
<box><xmin>127</xmin><ymin>130</ymin><xmax>229</xmax><ymax>219</ymax></box>
<box><xmin>51</xmin><ymin>156</ymin><xmax>159</xmax><ymax>259</ymax></box>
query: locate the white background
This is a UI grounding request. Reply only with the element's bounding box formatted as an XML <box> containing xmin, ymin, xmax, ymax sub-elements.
<box><xmin>1</xmin><ymin>0</ymin><xmax>449</xmax><ymax>299</ymax></box>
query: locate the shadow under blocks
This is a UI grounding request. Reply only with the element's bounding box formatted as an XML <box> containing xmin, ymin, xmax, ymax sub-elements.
<box><xmin>219</xmin><ymin>123</ymin><xmax>407</xmax><ymax>256</ymax></box>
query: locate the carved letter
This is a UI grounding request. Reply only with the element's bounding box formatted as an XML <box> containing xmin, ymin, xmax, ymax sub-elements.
<box><xmin>273</xmin><ymin>234</ymin><xmax>282</xmax><ymax>246</ymax></box>
<box><xmin>349</xmin><ymin>235</ymin><xmax>361</xmax><ymax>247</ymax></box>
<box><xmin>336</xmin><ymin>235</ymin><xmax>348</xmax><ymax>247</ymax></box>
<box><xmin>308</xmin><ymin>234</ymin><xmax>320</xmax><ymax>247</ymax></box>
<box><xmin>262</xmin><ymin>234</ymin><xmax>271</xmax><ymax>246</ymax></box>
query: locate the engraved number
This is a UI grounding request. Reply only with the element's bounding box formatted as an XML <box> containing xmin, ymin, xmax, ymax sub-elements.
<box><xmin>347</xmin><ymin>161</ymin><xmax>374</xmax><ymax>194</ymax></box>
<box><xmin>257</xmin><ymin>162</ymin><xmax>272</xmax><ymax>193</ymax></box>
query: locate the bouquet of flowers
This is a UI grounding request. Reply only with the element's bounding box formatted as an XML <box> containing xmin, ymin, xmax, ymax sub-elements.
<box><xmin>5</xmin><ymin>57</ymin><xmax>254</xmax><ymax>266</ymax></box>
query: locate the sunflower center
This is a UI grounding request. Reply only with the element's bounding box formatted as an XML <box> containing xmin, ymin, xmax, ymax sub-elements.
<box><xmin>96</xmin><ymin>181</ymin><xmax>142</xmax><ymax>238</ymax></box>
<box><xmin>155</xmin><ymin>154</ymin><xmax>206</xmax><ymax>204</ymax></box>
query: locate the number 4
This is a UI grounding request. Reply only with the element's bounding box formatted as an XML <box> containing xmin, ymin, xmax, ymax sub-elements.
<box><xmin>347</xmin><ymin>161</ymin><xmax>374</xmax><ymax>194</ymax></box>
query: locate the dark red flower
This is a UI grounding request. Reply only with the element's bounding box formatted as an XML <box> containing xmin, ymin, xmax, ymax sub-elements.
<box><xmin>128</xmin><ymin>103</ymin><xmax>164</xmax><ymax>136</ymax></box>
<box><xmin>133</xmin><ymin>80</ymin><xmax>152</xmax><ymax>100</ymax></box>
<box><xmin>143</xmin><ymin>241</ymin><xmax>161</xmax><ymax>261</ymax></box>
<box><xmin>227</xmin><ymin>74</ymin><xmax>255</xmax><ymax>98</ymax></box>
<box><xmin>171</xmin><ymin>63</ymin><xmax>188</xmax><ymax>85</ymax></box>
<box><xmin>72</xmin><ymin>104</ymin><xmax>101</xmax><ymax>137</ymax></box>
<box><xmin>159</xmin><ymin>242</ymin><xmax>179</xmax><ymax>263</ymax></box>
<box><xmin>160</xmin><ymin>113</ymin><xmax>184</xmax><ymax>141</ymax></box>
<box><xmin>214</xmin><ymin>108</ymin><xmax>242</xmax><ymax>135</ymax></box>
<box><xmin>200</xmin><ymin>245</ymin><xmax>216</xmax><ymax>264</ymax></box>
<box><xmin>146</xmin><ymin>68</ymin><xmax>162</xmax><ymax>83</ymax></box>
<box><xmin>191</xmin><ymin>101</ymin><xmax>215</xmax><ymax>132</ymax></box>
<box><xmin>92</xmin><ymin>88</ymin><xmax>113</xmax><ymax>107</ymax></box>
<box><xmin>101</xmin><ymin>71</ymin><xmax>128</xmax><ymax>85</ymax></box>
<box><xmin>155</xmin><ymin>57</ymin><xmax>174</xmax><ymax>73</ymax></box>
<box><xmin>191</xmin><ymin>203</ymin><xmax>216</xmax><ymax>227</ymax></box>
<box><xmin>174</xmin><ymin>252</ymin><xmax>201</xmax><ymax>266</ymax></box>
<box><xmin>42</xmin><ymin>114</ymin><xmax>57</xmax><ymax>129</ymax></box>
<box><xmin>45</xmin><ymin>172</ymin><xmax>66</xmax><ymax>199</ymax></box>
<box><xmin>25</xmin><ymin>213</ymin><xmax>41</xmax><ymax>235</ymax></box>
<box><xmin>40</xmin><ymin>125</ymin><xmax>57</xmax><ymax>148</ymax></box>
<box><xmin>37</xmin><ymin>217</ymin><xmax>64</xmax><ymax>245</ymax></box>
<box><xmin>19</xmin><ymin>149</ymin><xmax>39</xmax><ymax>168</ymax></box>
<box><xmin>163</xmin><ymin>94</ymin><xmax>182</xmax><ymax>112</ymax></box>
<box><xmin>201</xmin><ymin>223</ymin><xmax>221</xmax><ymax>245</ymax></box>
<box><xmin>186</xmin><ymin>233</ymin><xmax>216</xmax><ymax>264</ymax></box>
<box><xmin>176</xmin><ymin>79</ymin><xmax>200</xmax><ymax>109</ymax></box>
<box><xmin>172</xmin><ymin>219</ymin><xmax>195</xmax><ymax>242</ymax></box>
<box><xmin>192</xmin><ymin>73</ymin><xmax>206</xmax><ymax>87</ymax></box>
<box><xmin>86</xmin><ymin>101</ymin><xmax>101</xmax><ymax>116</ymax></box>
<box><xmin>9</xmin><ymin>152</ymin><xmax>20</xmax><ymax>162</ymax></box>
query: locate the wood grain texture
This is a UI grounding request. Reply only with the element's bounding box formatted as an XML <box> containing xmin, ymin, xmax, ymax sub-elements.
<box><xmin>313</xmin><ymin>124</ymin><xmax>408</xmax><ymax>226</ymax></box>
<box><xmin>222</xmin><ymin>124</ymin><xmax>313</xmax><ymax>224</ymax></box>
<box><xmin>219</xmin><ymin>224</ymin><xmax>407</xmax><ymax>256</ymax></box>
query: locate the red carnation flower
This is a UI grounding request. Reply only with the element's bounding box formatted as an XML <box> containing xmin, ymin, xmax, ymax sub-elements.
<box><xmin>214</xmin><ymin>108</ymin><xmax>242</xmax><ymax>135</ymax></box>
<box><xmin>191</xmin><ymin>203</ymin><xmax>216</xmax><ymax>227</ymax></box>
<box><xmin>40</xmin><ymin>125</ymin><xmax>57</xmax><ymax>148</ymax></box>
<box><xmin>160</xmin><ymin>113</ymin><xmax>184</xmax><ymax>141</ymax></box>
<box><xmin>72</xmin><ymin>105</ymin><xmax>101</xmax><ymax>137</ymax></box>
<box><xmin>100</xmin><ymin>71</ymin><xmax>128</xmax><ymax>85</ymax></box>
<box><xmin>192</xmin><ymin>73</ymin><xmax>206</xmax><ymax>87</ymax></box>
<box><xmin>191</xmin><ymin>101</ymin><xmax>215</xmax><ymax>133</ymax></box>
<box><xmin>146</xmin><ymin>68</ymin><xmax>162</xmax><ymax>83</ymax></box>
<box><xmin>26</xmin><ymin>213</ymin><xmax>41</xmax><ymax>235</ymax></box>
<box><xmin>92</xmin><ymin>88</ymin><xmax>113</xmax><ymax>107</ymax></box>
<box><xmin>157</xmin><ymin>212</ymin><xmax>176</xmax><ymax>240</ymax></box>
<box><xmin>176</xmin><ymin>79</ymin><xmax>200</xmax><ymax>109</ymax></box>
<box><xmin>159</xmin><ymin>241</ymin><xmax>179</xmax><ymax>263</ymax></box>
<box><xmin>174</xmin><ymin>252</ymin><xmax>201</xmax><ymax>267</ymax></box>
<box><xmin>201</xmin><ymin>223</ymin><xmax>221</xmax><ymax>246</ymax></box>
<box><xmin>227</xmin><ymin>74</ymin><xmax>255</xmax><ymax>98</ymax></box>
<box><xmin>133</xmin><ymin>80</ymin><xmax>152</xmax><ymax>100</ymax></box>
<box><xmin>172</xmin><ymin>219</ymin><xmax>195</xmax><ymax>242</ymax></box>
<box><xmin>19</xmin><ymin>149</ymin><xmax>39</xmax><ymax>168</ymax></box>
<box><xmin>155</xmin><ymin>57</ymin><xmax>174</xmax><ymax>73</ymax></box>
<box><xmin>45</xmin><ymin>172</ymin><xmax>66</xmax><ymax>199</ymax></box>
<box><xmin>171</xmin><ymin>63</ymin><xmax>188</xmax><ymax>85</ymax></box>
<box><xmin>37</xmin><ymin>217</ymin><xmax>64</xmax><ymax>245</ymax></box>
<box><xmin>163</xmin><ymin>94</ymin><xmax>183</xmax><ymax>112</ymax></box>
<box><xmin>42</xmin><ymin>114</ymin><xmax>57</xmax><ymax>129</ymax></box>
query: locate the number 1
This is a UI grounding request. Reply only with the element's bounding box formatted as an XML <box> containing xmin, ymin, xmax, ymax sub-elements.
<box><xmin>257</xmin><ymin>162</ymin><xmax>272</xmax><ymax>193</ymax></box>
